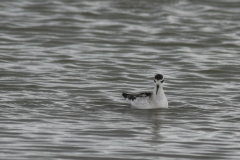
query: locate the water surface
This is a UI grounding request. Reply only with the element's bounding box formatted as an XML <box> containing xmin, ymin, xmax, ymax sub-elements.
<box><xmin>0</xmin><ymin>0</ymin><xmax>240</xmax><ymax>159</ymax></box>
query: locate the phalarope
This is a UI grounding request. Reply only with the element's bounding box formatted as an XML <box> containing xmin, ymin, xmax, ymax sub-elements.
<box><xmin>122</xmin><ymin>74</ymin><xmax>168</xmax><ymax>109</ymax></box>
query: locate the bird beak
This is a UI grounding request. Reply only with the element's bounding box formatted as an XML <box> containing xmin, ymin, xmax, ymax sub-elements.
<box><xmin>156</xmin><ymin>85</ymin><xmax>159</xmax><ymax>95</ymax></box>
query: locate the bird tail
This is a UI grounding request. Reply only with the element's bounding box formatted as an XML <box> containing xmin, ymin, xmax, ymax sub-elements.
<box><xmin>122</xmin><ymin>93</ymin><xmax>129</xmax><ymax>99</ymax></box>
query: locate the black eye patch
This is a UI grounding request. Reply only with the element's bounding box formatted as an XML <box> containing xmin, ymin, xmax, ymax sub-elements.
<box><xmin>161</xmin><ymin>80</ymin><xmax>164</xmax><ymax>83</ymax></box>
<box><xmin>154</xmin><ymin>80</ymin><xmax>156</xmax><ymax>82</ymax></box>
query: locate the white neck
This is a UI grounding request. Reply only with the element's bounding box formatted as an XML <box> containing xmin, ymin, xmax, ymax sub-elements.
<box><xmin>152</xmin><ymin>84</ymin><xmax>168</xmax><ymax>108</ymax></box>
<box><xmin>153</xmin><ymin>84</ymin><xmax>164</xmax><ymax>98</ymax></box>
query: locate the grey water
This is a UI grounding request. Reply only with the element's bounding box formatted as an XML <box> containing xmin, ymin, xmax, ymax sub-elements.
<box><xmin>0</xmin><ymin>0</ymin><xmax>240</xmax><ymax>159</ymax></box>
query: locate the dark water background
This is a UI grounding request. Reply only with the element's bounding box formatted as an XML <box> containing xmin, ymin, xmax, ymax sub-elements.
<box><xmin>0</xmin><ymin>0</ymin><xmax>240</xmax><ymax>159</ymax></box>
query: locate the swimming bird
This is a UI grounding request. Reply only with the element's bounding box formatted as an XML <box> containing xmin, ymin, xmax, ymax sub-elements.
<box><xmin>122</xmin><ymin>74</ymin><xmax>168</xmax><ymax>109</ymax></box>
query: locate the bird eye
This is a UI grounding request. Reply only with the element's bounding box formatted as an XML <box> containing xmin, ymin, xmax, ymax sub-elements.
<box><xmin>154</xmin><ymin>80</ymin><xmax>156</xmax><ymax>83</ymax></box>
<box><xmin>161</xmin><ymin>80</ymin><xmax>164</xmax><ymax>83</ymax></box>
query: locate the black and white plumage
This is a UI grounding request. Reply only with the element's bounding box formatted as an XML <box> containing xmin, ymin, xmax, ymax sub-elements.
<box><xmin>122</xmin><ymin>74</ymin><xmax>168</xmax><ymax>109</ymax></box>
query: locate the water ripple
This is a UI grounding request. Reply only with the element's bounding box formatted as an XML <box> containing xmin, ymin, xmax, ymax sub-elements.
<box><xmin>0</xmin><ymin>0</ymin><xmax>240</xmax><ymax>159</ymax></box>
